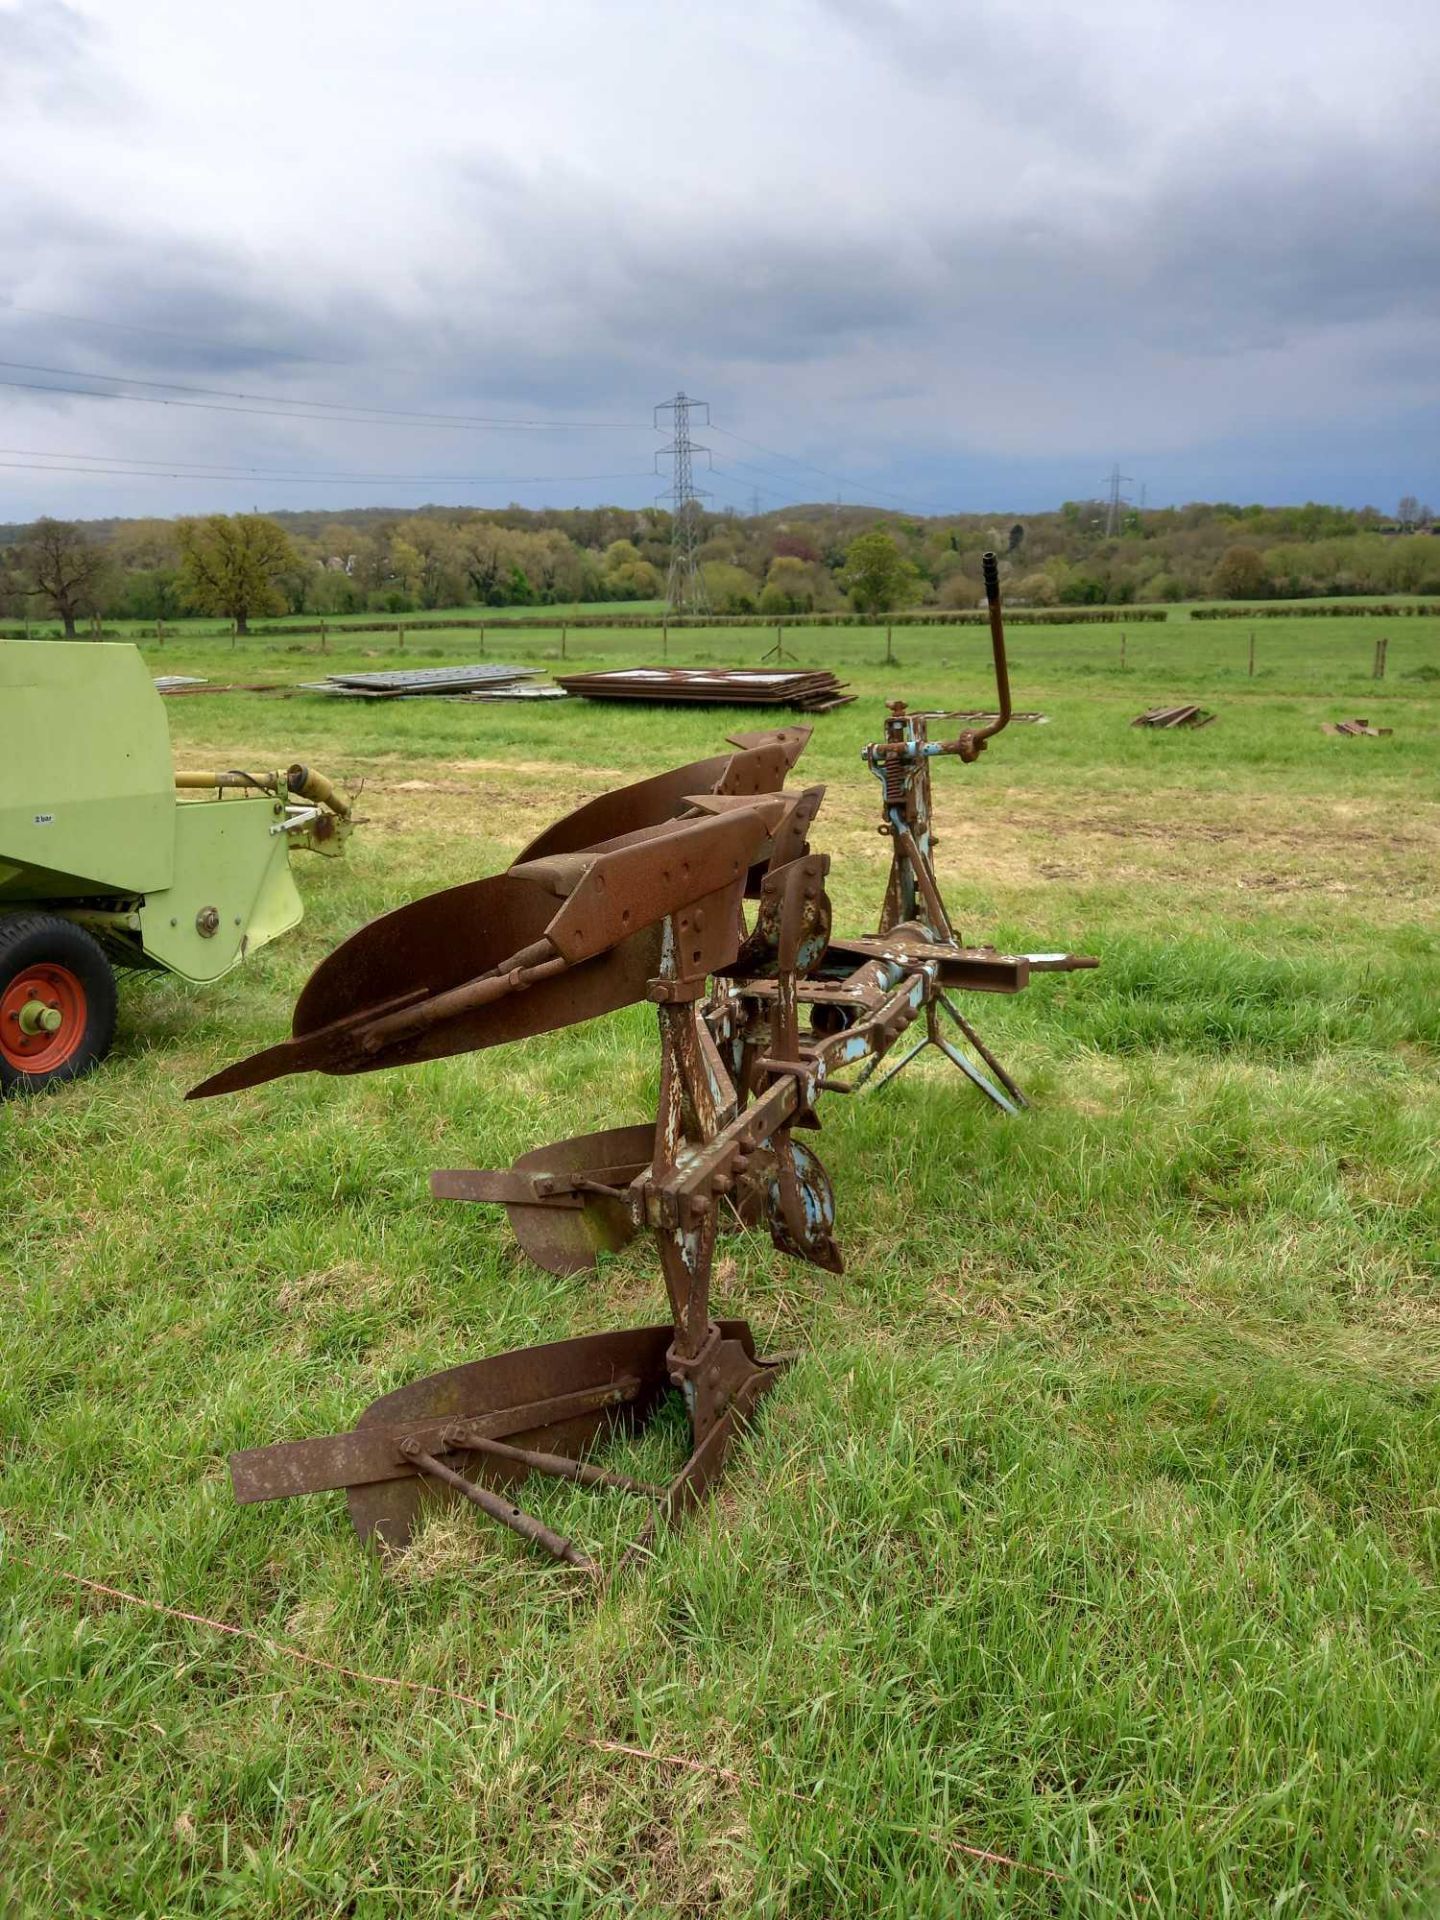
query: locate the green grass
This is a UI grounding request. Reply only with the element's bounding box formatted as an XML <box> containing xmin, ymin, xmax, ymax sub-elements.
<box><xmin>2</xmin><ymin>618</ymin><xmax>1438</xmax><ymax>1915</ymax></box>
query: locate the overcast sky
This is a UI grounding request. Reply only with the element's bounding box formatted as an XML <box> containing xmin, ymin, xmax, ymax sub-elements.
<box><xmin>2</xmin><ymin>0</ymin><xmax>1436</xmax><ymax>521</ymax></box>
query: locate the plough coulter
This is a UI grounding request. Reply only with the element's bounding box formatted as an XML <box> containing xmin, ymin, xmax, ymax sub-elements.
<box><xmin>191</xmin><ymin>554</ymin><xmax>1094</xmax><ymax>1575</ymax></box>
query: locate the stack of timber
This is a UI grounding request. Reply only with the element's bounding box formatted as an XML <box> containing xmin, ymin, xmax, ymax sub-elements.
<box><xmin>1322</xmin><ymin>716</ymin><xmax>1393</xmax><ymax>737</ymax></box>
<box><xmin>556</xmin><ymin>667</ymin><xmax>855</xmax><ymax>713</ymax></box>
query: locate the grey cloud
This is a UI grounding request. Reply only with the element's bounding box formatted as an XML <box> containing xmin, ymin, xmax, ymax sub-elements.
<box><xmin>459</xmin><ymin>190</ymin><xmax>923</xmax><ymax>360</ymax></box>
<box><xmin>0</xmin><ymin>0</ymin><xmax>1435</xmax><ymax>517</ymax></box>
<box><xmin>437</xmin><ymin>103</ymin><xmax>1438</xmax><ymax>392</ymax></box>
<box><xmin>814</xmin><ymin>0</ymin><xmax>1130</xmax><ymax>148</ymax></box>
<box><xmin>0</xmin><ymin>198</ymin><xmax>411</xmax><ymax>383</ymax></box>
<box><xmin>0</xmin><ymin>0</ymin><xmax>117</xmax><ymax>113</ymax></box>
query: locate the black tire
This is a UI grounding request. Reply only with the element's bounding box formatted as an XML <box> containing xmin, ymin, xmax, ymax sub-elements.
<box><xmin>0</xmin><ymin>913</ymin><xmax>119</xmax><ymax>1097</ymax></box>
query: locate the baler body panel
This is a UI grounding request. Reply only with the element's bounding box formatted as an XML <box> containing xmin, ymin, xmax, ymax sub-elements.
<box><xmin>0</xmin><ymin>642</ymin><xmax>176</xmax><ymax>900</ymax></box>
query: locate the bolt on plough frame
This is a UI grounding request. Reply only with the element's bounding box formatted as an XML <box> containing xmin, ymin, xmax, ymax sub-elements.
<box><xmin>191</xmin><ymin>554</ymin><xmax>1095</xmax><ymax>1577</ymax></box>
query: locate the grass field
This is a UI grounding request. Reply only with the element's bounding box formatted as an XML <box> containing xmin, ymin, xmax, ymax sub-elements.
<box><xmin>3</xmin><ymin>614</ymin><xmax>1438</xmax><ymax>1916</ymax></box>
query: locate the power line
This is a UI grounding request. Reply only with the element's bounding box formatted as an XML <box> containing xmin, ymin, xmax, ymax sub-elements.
<box><xmin>707</xmin><ymin>464</ymin><xmax>790</xmax><ymax>510</ymax></box>
<box><xmin>0</xmin><ymin>359</ymin><xmax>645</xmax><ymax>432</ymax></box>
<box><xmin>655</xmin><ymin>391</ymin><xmax>711</xmax><ymax>614</ymax></box>
<box><xmin>0</xmin><ymin>458</ymin><xmax>660</xmax><ymax>491</ymax></box>
<box><xmin>0</xmin><ymin>374</ymin><xmax>656</xmax><ymax>437</ymax></box>
<box><xmin>0</xmin><ymin>447</ymin><xmax>658</xmax><ymax>489</ymax></box>
<box><xmin>709</xmin><ymin>424</ymin><xmax>953</xmax><ymax>514</ymax></box>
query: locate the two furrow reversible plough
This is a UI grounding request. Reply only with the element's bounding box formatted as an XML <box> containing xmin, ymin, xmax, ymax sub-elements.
<box><xmin>190</xmin><ymin>553</ymin><xmax>1094</xmax><ymax>1576</ymax></box>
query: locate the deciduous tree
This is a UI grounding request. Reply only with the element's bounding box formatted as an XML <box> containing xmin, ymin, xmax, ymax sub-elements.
<box><xmin>840</xmin><ymin>528</ymin><xmax>918</xmax><ymax>614</ymax></box>
<box><xmin>11</xmin><ymin>518</ymin><xmax>111</xmax><ymax>636</ymax></box>
<box><xmin>176</xmin><ymin>515</ymin><xmax>298</xmax><ymax>633</ymax></box>
<box><xmin>1211</xmin><ymin>544</ymin><xmax>1271</xmax><ymax>600</ymax></box>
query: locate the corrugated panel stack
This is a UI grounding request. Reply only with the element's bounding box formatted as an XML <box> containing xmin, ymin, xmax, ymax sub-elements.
<box><xmin>556</xmin><ymin>667</ymin><xmax>854</xmax><ymax>713</ymax></box>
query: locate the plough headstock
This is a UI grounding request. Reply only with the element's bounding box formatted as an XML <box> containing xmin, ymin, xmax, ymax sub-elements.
<box><xmin>199</xmin><ymin>555</ymin><xmax>1096</xmax><ymax>1578</ymax></box>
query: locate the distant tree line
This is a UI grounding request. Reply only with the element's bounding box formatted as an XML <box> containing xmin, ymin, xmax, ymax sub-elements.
<box><xmin>1</xmin><ymin>494</ymin><xmax>1437</xmax><ymax>633</ymax></box>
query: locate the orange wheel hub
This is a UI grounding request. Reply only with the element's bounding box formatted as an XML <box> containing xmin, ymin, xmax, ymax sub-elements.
<box><xmin>0</xmin><ymin>963</ymin><xmax>88</xmax><ymax>1073</ymax></box>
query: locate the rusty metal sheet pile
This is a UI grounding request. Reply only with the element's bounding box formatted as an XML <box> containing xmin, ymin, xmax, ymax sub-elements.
<box><xmin>1131</xmin><ymin>704</ymin><xmax>1216</xmax><ymax>728</ymax></box>
<box><xmin>191</xmin><ymin>551</ymin><xmax>1094</xmax><ymax>1580</ymax></box>
<box><xmin>304</xmin><ymin>663</ymin><xmax>542</xmax><ymax>700</ymax></box>
<box><xmin>556</xmin><ymin>667</ymin><xmax>855</xmax><ymax>713</ymax></box>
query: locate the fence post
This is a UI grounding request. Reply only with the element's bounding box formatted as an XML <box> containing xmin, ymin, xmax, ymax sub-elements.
<box><xmin>561</xmin><ymin>623</ymin><xmax>567</xmax><ymax>660</ymax></box>
<box><xmin>320</xmin><ymin>618</ymin><xmax>328</xmax><ymax>655</ymax></box>
<box><xmin>231</xmin><ymin>619</ymin><xmax>237</xmax><ymax>649</ymax></box>
<box><xmin>662</xmin><ymin>622</ymin><xmax>668</xmax><ymax>659</ymax></box>
<box><xmin>397</xmin><ymin>622</ymin><xmax>404</xmax><ymax>651</ymax></box>
<box><xmin>1120</xmin><ymin>629</ymin><xmax>1126</xmax><ymax>672</ymax></box>
<box><xmin>885</xmin><ymin>624</ymin><xmax>895</xmax><ymax>665</ymax></box>
<box><xmin>1373</xmin><ymin>636</ymin><xmax>1387</xmax><ymax>679</ymax></box>
<box><xmin>156</xmin><ymin>618</ymin><xmax>164</xmax><ymax>648</ymax></box>
<box><xmin>1248</xmin><ymin>631</ymin><xmax>1255</xmax><ymax>677</ymax></box>
<box><xmin>479</xmin><ymin>620</ymin><xmax>485</xmax><ymax>658</ymax></box>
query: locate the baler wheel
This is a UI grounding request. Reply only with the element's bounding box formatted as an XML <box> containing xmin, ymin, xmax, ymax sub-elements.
<box><xmin>0</xmin><ymin>915</ymin><xmax>118</xmax><ymax>1096</ymax></box>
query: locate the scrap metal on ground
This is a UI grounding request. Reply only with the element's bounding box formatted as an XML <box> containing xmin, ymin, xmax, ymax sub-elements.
<box><xmin>155</xmin><ymin>679</ymin><xmax>296</xmax><ymax>697</ymax></box>
<box><xmin>1</xmin><ymin>643</ymin><xmax>354</xmax><ymax>1096</ymax></box>
<box><xmin>556</xmin><ymin>666</ymin><xmax>855</xmax><ymax>713</ymax></box>
<box><xmin>302</xmin><ymin>664</ymin><xmax>544</xmax><ymax>701</ymax></box>
<box><xmin>191</xmin><ymin>555</ymin><xmax>1094</xmax><ymax>1576</ymax></box>
<box><xmin>1322</xmin><ymin>717</ymin><xmax>1393</xmax><ymax>737</ymax></box>
<box><xmin>1132</xmin><ymin>704</ymin><xmax>1216</xmax><ymax>729</ymax></box>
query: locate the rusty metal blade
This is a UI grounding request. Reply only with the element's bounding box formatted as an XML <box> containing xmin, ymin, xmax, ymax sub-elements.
<box><xmin>431</xmin><ymin>1123</ymin><xmax>655</xmax><ymax>1274</ymax></box>
<box><xmin>231</xmin><ymin>1373</ymin><xmax>648</xmax><ymax>1504</ymax></box>
<box><xmin>622</xmin><ymin>1351</ymin><xmax>791</xmax><ymax>1566</ymax></box>
<box><xmin>515</xmin><ymin>734</ymin><xmax>806</xmax><ymax>865</ymax></box>
<box><xmin>192</xmin><ymin>809</ymin><xmax>778</xmax><ymax>1099</ymax></box>
<box><xmin>725</xmin><ymin>726</ymin><xmax>812</xmax><ymax>765</ymax></box>
<box><xmin>341</xmin><ymin>1323</ymin><xmax>709</xmax><ymax>1550</ymax></box>
<box><xmin>518</xmin><ymin>812</ymin><xmax>767</xmax><ymax>966</ymax></box>
<box><xmin>508</xmin><ymin>1123</ymin><xmax>654</xmax><ymax>1274</ymax></box>
<box><xmin>189</xmin><ymin>873</ymin><xmax>662</xmax><ymax>1096</ymax></box>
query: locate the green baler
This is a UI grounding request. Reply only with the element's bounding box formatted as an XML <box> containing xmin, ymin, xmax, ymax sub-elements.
<box><xmin>0</xmin><ymin>641</ymin><xmax>353</xmax><ymax>1095</ymax></box>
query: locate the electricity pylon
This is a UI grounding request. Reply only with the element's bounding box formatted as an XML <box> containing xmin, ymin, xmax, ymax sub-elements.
<box><xmin>655</xmin><ymin>392</ymin><xmax>712</xmax><ymax>613</ymax></box>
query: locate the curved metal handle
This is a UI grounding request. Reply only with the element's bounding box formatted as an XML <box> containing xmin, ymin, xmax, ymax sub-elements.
<box><xmin>939</xmin><ymin>551</ymin><xmax>1011</xmax><ymax>761</ymax></box>
<box><xmin>970</xmin><ymin>552</ymin><xmax>1012</xmax><ymax>746</ymax></box>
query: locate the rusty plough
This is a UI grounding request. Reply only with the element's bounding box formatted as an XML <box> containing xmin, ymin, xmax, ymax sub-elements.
<box><xmin>191</xmin><ymin>555</ymin><xmax>1094</xmax><ymax>1575</ymax></box>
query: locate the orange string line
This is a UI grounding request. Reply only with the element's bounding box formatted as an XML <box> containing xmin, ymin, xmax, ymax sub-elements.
<box><xmin>14</xmin><ymin>1551</ymin><xmax>1051</xmax><ymax>1878</ymax></box>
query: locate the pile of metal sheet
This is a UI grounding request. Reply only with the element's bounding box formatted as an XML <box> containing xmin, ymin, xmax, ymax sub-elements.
<box><xmin>556</xmin><ymin>667</ymin><xmax>854</xmax><ymax>713</ymax></box>
<box><xmin>155</xmin><ymin>678</ymin><xmax>295</xmax><ymax>697</ymax></box>
<box><xmin>301</xmin><ymin>664</ymin><xmax>544</xmax><ymax>701</ymax></box>
<box><xmin>1322</xmin><ymin>717</ymin><xmax>1393</xmax><ymax>737</ymax></box>
<box><xmin>1132</xmin><ymin>704</ymin><xmax>1216</xmax><ymax>729</ymax></box>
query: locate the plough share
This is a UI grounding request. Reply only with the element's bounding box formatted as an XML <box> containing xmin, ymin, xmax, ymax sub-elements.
<box><xmin>191</xmin><ymin>554</ymin><xmax>1094</xmax><ymax>1576</ymax></box>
